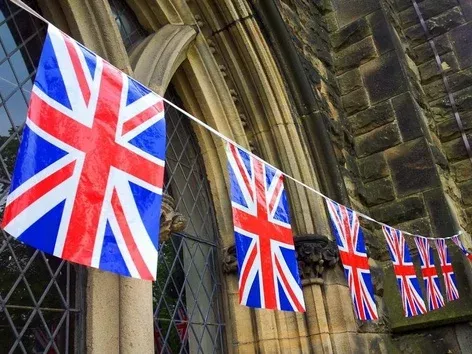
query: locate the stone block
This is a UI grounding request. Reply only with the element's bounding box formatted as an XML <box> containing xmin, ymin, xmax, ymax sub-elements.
<box><xmin>443</xmin><ymin>134</ymin><xmax>472</xmax><ymax>161</ymax></box>
<box><xmin>399</xmin><ymin>0</ymin><xmax>458</xmax><ymax>28</ymax></box>
<box><xmin>331</xmin><ymin>0</ymin><xmax>380</xmax><ymax>28</ymax></box>
<box><xmin>391</xmin><ymin>93</ymin><xmax>425</xmax><ymax>141</ymax></box>
<box><xmin>395</xmin><ymin>217</ymin><xmax>433</xmax><ymax>237</ymax></box>
<box><xmin>371</xmin><ymin>196</ymin><xmax>426</xmax><ymax>225</ymax></box>
<box><xmin>424</xmin><ymin>187</ymin><xmax>457</xmax><ymax>236</ymax></box>
<box><xmin>404</xmin><ymin>24</ymin><xmax>427</xmax><ymax>46</ymax></box>
<box><xmin>385</xmin><ymin>138</ymin><xmax>440</xmax><ymax>197</ymax></box>
<box><xmin>349</xmin><ymin>100</ymin><xmax>395</xmax><ymax>135</ymax></box>
<box><xmin>459</xmin><ymin>0</ymin><xmax>472</xmax><ymax>21</ymax></box>
<box><xmin>426</xmin><ymin>7</ymin><xmax>466</xmax><ymax>37</ymax></box>
<box><xmin>367</xmin><ymin>10</ymin><xmax>395</xmax><ymax>55</ymax></box>
<box><xmin>451</xmin><ymin>159</ymin><xmax>472</xmax><ymax>183</ymax></box>
<box><xmin>334</xmin><ymin>36</ymin><xmax>377</xmax><ymax>74</ymax></box>
<box><xmin>412</xmin><ymin>34</ymin><xmax>452</xmax><ymax>65</ymax></box>
<box><xmin>341</xmin><ymin>87</ymin><xmax>369</xmax><ymax>115</ymax></box>
<box><xmin>330</xmin><ymin>18</ymin><xmax>371</xmax><ymax>50</ymax></box>
<box><xmin>437</xmin><ymin>112</ymin><xmax>472</xmax><ymax>141</ymax></box>
<box><xmin>361</xmin><ymin>177</ymin><xmax>395</xmax><ymax>206</ymax></box>
<box><xmin>454</xmin><ymin>86</ymin><xmax>472</xmax><ymax>111</ymax></box>
<box><xmin>460</xmin><ymin>180</ymin><xmax>472</xmax><ymax>206</ymax></box>
<box><xmin>355</xmin><ymin>122</ymin><xmax>402</xmax><ymax>157</ymax></box>
<box><xmin>450</xmin><ymin>22</ymin><xmax>472</xmax><ymax>69</ymax></box>
<box><xmin>358</xmin><ymin>152</ymin><xmax>389</xmax><ymax>182</ymax></box>
<box><xmin>418</xmin><ymin>52</ymin><xmax>459</xmax><ymax>84</ymax></box>
<box><xmin>338</xmin><ymin>69</ymin><xmax>362</xmax><ymax>95</ymax></box>
<box><xmin>361</xmin><ymin>50</ymin><xmax>408</xmax><ymax>104</ymax></box>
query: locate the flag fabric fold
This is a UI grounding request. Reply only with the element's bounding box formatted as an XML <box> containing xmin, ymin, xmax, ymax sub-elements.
<box><xmin>383</xmin><ymin>226</ymin><xmax>426</xmax><ymax>317</ymax></box>
<box><xmin>434</xmin><ymin>239</ymin><xmax>460</xmax><ymax>302</ymax></box>
<box><xmin>325</xmin><ymin>200</ymin><xmax>378</xmax><ymax>321</ymax></box>
<box><xmin>414</xmin><ymin>237</ymin><xmax>444</xmax><ymax>311</ymax></box>
<box><xmin>226</xmin><ymin>142</ymin><xmax>305</xmax><ymax>312</ymax></box>
<box><xmin>1</xmin><ymin>25</ymin><xmax>166</xmax><ymax>280</ymax></box>
<box><xmin>451</xmin><ymin>235</ymin><xmax>472</xmax><ymax>262</ymax></box>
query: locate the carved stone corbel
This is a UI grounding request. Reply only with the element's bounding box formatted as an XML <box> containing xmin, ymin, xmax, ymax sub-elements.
<box><xmin>159</xmin><ymin>193</ymin><xmax>187</xmax><ymax>243</ymax></box>
<box><xmin>222</xmin><ymin>245</ymin><xmax>238</xmax><ymax>274</ymax></box>
<box><xmin>294</xmin><ymin>234</ymin><xmax>339</xmax><ymax>284</ymax></box>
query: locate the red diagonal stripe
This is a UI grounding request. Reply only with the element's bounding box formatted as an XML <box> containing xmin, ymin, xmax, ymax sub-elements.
<box><xmin>2</xmin><ymin>161</ymin><xmax>76</xmax><ymax>227</ymax></box>
<box><xmin>275</xmin><ymin>256</ymin><xmax>304</xmax><ymax>312</ymax></box>
<box><xmin>239</xmin><ymin>243</ymin><xmax>258</xmax><ymax>303</ymax></box>
<box><xmin>122</xmin><ymin>101</ymin><xmax>164</xmax><ymax>135</ymax></box>
<box><xmin>111</xmin><ymin>189</ymin><xmax>153</xmax><ymax>280</ymax></box>
<box><xmin>63</xmin><ymin>35</ymin><xmax>91</xmax><ymax>105</ymax></box>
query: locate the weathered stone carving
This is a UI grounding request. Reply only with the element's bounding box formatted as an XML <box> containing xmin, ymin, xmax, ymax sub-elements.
<box><xmin>294</xmin><ymin>234</ymin><xmax>339</xmax><ymax>280</ymax></box>
<box><xmin>159</xmin><ymin>193</ymin><xmax>187</xmax><ymax>243</ymax></box>
<box><xmin>222</xmin><ymin>245</ymin><xmax>238</xmax><ymax>274</ymax></box>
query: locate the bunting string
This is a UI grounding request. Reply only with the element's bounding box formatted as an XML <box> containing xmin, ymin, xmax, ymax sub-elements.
<box><xmin>5</xmin><ymin>0</ymin><xmax>467</xmax><ymax>243</ymax></box>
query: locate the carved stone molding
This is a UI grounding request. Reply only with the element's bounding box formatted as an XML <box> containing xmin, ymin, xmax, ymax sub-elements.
<box><xmin>294</xmin><ymin>234</ymin><xmax>339</xmax><ymax>282</ymax></box>
<box><xmin>222</xmin><ymin>245</ymin><xmax>238</xmax><ymax>274</ymax></box>
<box><xmin>159</xmin><ymin>193</ymin><xmax>187</xmax><ymax>243</ymax></box>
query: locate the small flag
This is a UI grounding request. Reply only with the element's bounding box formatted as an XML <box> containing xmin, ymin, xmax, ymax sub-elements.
<box><xmin>383</xmin><ymin>226</ymin><xmax>426</xmax><ymax>317</ymax></box>
<box><xmin>452</xmin><ymin>235</ymin><xmax>472</xmax><ymax>262</ymax></box>
<box><xmin>1</xmin><ymin>25</ymin><xmax>166</xmax><ymax>280</ymax></box>
<box><xmin>226</xmin><ymin>142</ymin><xmax>305</xmax><ymax>312</ymax></box>
<box><xmin>434</xmin><ymin>239</ymin><xmax>459</xmax><ymax>302</ymax></box>
<box><xmin>325</xmin><ymin>200</ymin><xmax>378</xmax><ymax>321</ymax></box>
<box><xmin>414</xmin><ymin>237</ymin><xmax>444</xmax><ymax>311</ymax></box>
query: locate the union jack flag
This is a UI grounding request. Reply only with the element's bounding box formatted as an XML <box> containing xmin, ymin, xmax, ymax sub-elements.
<box><xmin>1</xmin><ymin>25</ymin><xmax>165</xmax><ymax>280</ymax></box>
<box><xmin>414</xmin><ymin>236</ymin><xmax>444</xmax><ymax>311</ymax></box>
<box><xmin>383</xmin><ymin>226</ymin><xmax>426</xmax><ymax>317</ymax></box>
<box><xmin>452</xmin><ymin>235</ymin><xmax>472</xmax><ymax>262</ymax></box>
<box><xmin>226</xmin><ymin>142</ymin><xmax>305</xmax><ymax>312</ymax></box>
<box><xmin>434</xmin><ymin>238</ymin><xmax>459</xmax><ymax>302</ymax></box>
<box><xmin>325</xmin><ymin>200</ymin><xmax>378</xmax><ymax>321</ymax></box>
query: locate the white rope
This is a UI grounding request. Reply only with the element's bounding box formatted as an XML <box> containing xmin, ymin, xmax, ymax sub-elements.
<box><xmin>6</xmin><ymin>0</ymin><xmax>466</xmax><ymax>242</ymax></box>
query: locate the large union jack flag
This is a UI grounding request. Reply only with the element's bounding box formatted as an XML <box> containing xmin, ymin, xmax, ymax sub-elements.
<box><xmin>434</xmin><ymin>238</ymin><xmax>459</xmax><ymax>302</ymax></box>
<box><xmin>326</xmin><ymin>200</ymin><xmax>378</xmax><ymax>321</ymax></box>
<box><xmin>383</xmin><ymin>226</ymin><xmax>426</xmax><ymax>317</ymax></box>
<box><xmin>452</xmin><ymin>234</ymin><xmax>472</xmax><ymax>262</ymax></box>
<box><xmin>1</xmin><ymin>25</ymin><xmax>165</xmax><ymax>280</ymax></box>
<box><xmin>414</xmin><ymin>236</ymin><xmax>444</xmax><ymax>311</ymax></box>
<box><xmin>226</xmin><ymin>142</ymin><xmax>305</xmax><ymax>312</ymax></box>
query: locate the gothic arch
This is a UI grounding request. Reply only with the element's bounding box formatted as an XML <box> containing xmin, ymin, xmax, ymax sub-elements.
<box><xmin>35</xmin><ymin>0</ymin><xmax>345</xmax><ymax>352</ymax></box>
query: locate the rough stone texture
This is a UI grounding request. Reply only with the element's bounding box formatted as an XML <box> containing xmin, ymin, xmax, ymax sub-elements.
<box><xmin>361</xmin><ymin>177</ymin><xmax>395</xmax><ymax>206</ymax></box>
<box><xmin>386</xmin><ymin>139</ymin><xmax>441</xmax><ymax>196</ymax></box>
<box><xmin>341</xmin><ymin>87</ymin><xmax>369</xmax><ymax>115</ymax></box>
<box><xmin>427</xmin><ymin>7</ymin><xmax>466</xmax><ymax>37</ymax></box>
<box><xmin>371</xmin><ymin>195</ymin><xmax>426</xmax><ymax>225</ymax></box>
<box><xmin>361</xmin><ymin>50</ymin><xmax>408</xmax><ymax>104</ymax></box>
<box><xmin>411</xmin><ymin>34</ymin><xmax>453</xmax><ymax>65</ymax></box>
<box><xmin>355</xmin><ymin>122</ymin><xmax>402</xmax><ymax>157</ymax></box>
<box><xmin>418</xmin><ymin>52</ymin><xmax>459</xmax><ymax>84</ymax></box>
<box><xmin>450</xmin><ymin>22</ymin><xmax>472</xmax><ymax>69</ymax></box>
<box><xmin>331</xmin><ymin>0</ymin><xmax>380</xmax><ymax>27</ymax></box>
<box><xmin>451</xmin><ymin>159</ymin><xmax>472</xmax><ymax>182</ymax></box>
<box><xmin>334</xmin><ymin>36</ymin><xmax>377</xmax><ymax>74</ymax></box>
<box><xmin>391</xmin><ymin>93</ymin><xmax>425</xmax><ymax>141</ymax></box>
<box><xmin>338</xmin><ymin>69</ymin><xmax>362</xmax><ymax>94</ymax></box>
<box><xmin>399</xmin><ymin>0</ymin><xmax>458</xmax><ymax>28</ymax></box>
<box><xmin>330</xmin><ymin>18</ymin><xmax>371</xmax><ymax>50</ymax></box>
<box><xmin>349</xmin><ymin>100</ymin><xmax>395</xmax><ymax>135</ymax></box>
<box><xmin>424</xmin><ymin>187</ymin><xmax>458</xmax><ymax>236</ymax></box>
<box><xmin>459</xmin><ymin>180</ymin><xmax>472</xmax><ymax>206</ymax></box>
<box><xmin>358</xmin><ymin>152</ymin><xmax>389</xmax><ymax>181</ymax></box>
<box><xmin>437</xmin><ymin>112</ymin><xmax>472</xmax><ymax>141</ymax></box>
<box><xmin>367</xmin><ymin>10</ymin><xmax>395</xmax><ymax>55</ymax></box>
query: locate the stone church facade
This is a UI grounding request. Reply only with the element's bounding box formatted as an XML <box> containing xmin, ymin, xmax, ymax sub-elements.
<box><xmin>0</xmin><ymin>0</ymin><xmax>471</xmax><ymax>352</ymax></box>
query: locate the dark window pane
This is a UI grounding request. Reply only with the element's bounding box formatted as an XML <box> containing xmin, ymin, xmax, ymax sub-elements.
<box><xmin>108</xmin><ymin>0</ymin><xmax>148</xmax><ymax>51</ymax></box>
<box><xmin>0</xmin><ymin>1</ymin><xmax>84</xmax><ymax>352</ymax></box>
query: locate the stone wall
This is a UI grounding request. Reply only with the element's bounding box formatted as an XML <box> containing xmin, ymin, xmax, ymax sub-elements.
<box><xmin>274</xmin><ymin>0</ymin><xmax>472</xmax><ymax>349</ymax></box>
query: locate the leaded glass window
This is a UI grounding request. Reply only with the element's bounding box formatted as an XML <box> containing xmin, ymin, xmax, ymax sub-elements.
<box><xmin>110</xmin><ymin>1</ymin><xmax>226</xmax><ymax>352</ymax></box>
<box><xmin>0</xmin><ymin>1</ymin><xmax>85</xmax><ymax>353</ymax></box>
